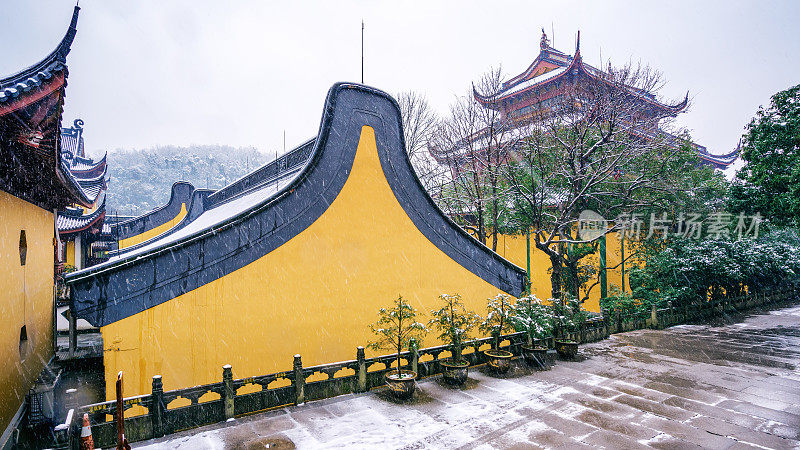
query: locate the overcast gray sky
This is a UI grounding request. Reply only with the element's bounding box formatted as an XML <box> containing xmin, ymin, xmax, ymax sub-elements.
<box><xmin>2</xmin><ymin>0</ymin><xmax>798</xmax><ymax>173</ymax></box>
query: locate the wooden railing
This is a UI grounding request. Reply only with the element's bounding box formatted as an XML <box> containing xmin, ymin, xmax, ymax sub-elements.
<box><xmin>57</xmin><ymin>286</ymin><xmax>797</xmax><ymax>448</ymax></box>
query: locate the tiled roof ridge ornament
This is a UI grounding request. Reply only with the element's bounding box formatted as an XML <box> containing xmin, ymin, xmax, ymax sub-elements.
<box><xmin>0</xmin><ymin>4</ymin><xmax>80</xmax><ymax>98</ymax></box>
<box><xmin>540</xmin><ymin>27</ymin><xmax>549</xmax><ymax>51</ymax></box>
<box><xmin>571</xmin><ymin>30</ymin><xmax>581</xmax><ymax>75</ymax></box>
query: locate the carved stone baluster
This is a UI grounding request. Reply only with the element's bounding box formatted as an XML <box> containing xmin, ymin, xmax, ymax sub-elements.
<box><xmin>293</xmin><ymin>355</ymin><xmax>305</xmax><ymax>405</ymax></box>
<box><xmin>151</xmin><ymin>375</ymin><xmax>165</xmax><ymax>438</ymax></box>
<box><xmin>356</xmin><ymin>347</ymin><xmax>366</xmax><ymax>393</ymax></box>
<box><xmin>222</xmin><ymin>365</ymin><xmax>234</xmax><ymax>420</ymax></box>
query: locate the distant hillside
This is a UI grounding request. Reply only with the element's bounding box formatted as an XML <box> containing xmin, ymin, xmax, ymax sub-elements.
<box><xmin>105</xmin><ymin>145</ymin><xmax>270</xmax><ymax>216</ymax></box>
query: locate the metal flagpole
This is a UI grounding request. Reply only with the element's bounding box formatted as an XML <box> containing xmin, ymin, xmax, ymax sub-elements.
<box><xmin>361</xmin><ymin>20</ymin><xmax>364</xmax><ymax>83</ymax></box>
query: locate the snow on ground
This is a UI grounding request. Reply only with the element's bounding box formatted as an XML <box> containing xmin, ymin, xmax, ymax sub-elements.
<box><xmin>136</xmin><ymin>430</ymin><xmax>224</xmax><ymax>450</ymax></box>
<box><xmin>133</xmin><ymin>303</ymin><xmax>800</xmax><ymax>449</ymax></box>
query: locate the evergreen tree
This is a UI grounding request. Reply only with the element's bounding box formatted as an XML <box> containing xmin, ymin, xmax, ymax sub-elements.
<box><xmin>730</xmin><ymin>84</ymin><xmax>800</xmax><ymax>227</ymax></box>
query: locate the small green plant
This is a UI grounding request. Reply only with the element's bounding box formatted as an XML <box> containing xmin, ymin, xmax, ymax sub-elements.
<box><xmin>428</xmin><ymin>293</ymin><xmax>482</xmax><ymax>364</ymax></box>
<box><xmin>480</xmin><ymin>293</ymin><xmax>516</xmax><ymax>350</ymax></box>
<box><xmin>511</xmin><ymin>295</ymin><xmax>554</xmax><ymax>344</ymax></box>
<box><xmin>599</xmin><ymin>285</ymin><xmax>638</xmax><ymax>317</ymax></box>
<box><xmin>368</xmin><ymin>295</ymin><xmax>427</xmax><ymax>377</ymax></box>
<box><xmin>551</xmin><ymin>294</ymin><xmax>587</xmax><ymax>338</ymax></box>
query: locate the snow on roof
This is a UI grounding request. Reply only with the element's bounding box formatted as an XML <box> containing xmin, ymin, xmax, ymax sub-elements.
<box><xmin>89</xmin><ymin>166</ymin><xmax>304</xmax><ymax>270</ymax></box>
<box><xmin>496</xmin><ymin>66</ymin><xmax>568</xmax><ymax>99</ymax></box>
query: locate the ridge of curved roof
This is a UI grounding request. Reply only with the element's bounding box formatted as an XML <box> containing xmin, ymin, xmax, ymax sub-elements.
<box><xmin>67</xmin><ymin>84</ymin><xmax>527</xmax><ymax>327</ymax></box>
<box><xmin>0</xmin><ymin>6</ymin><xmax>80</xmax><ymax>103</ymax></box>
<box><xmin>475</xmin><ymin>33</ymin><xmax>688</xmax><ymax>115</ymax></box>
<box><xmin>57</xmin><ymin>195</ymin><xmax>106</xmax><ymax>234</ymax></box>
<box><xmin>107</xmin><ymin>181</ymin><xmax>210</xmax><ymax>255</ymax></box>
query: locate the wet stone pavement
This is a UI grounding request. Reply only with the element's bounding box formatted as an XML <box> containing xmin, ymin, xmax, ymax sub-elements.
<box><xmin>135</xmin><ymin>304</ymin><xmax>800</xmax><ymax>449</ymax></box>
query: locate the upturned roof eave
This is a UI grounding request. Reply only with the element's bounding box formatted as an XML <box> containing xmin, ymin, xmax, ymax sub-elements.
<box><xmin>0</xmin><ymin>6</ymin><xmax>80</xmax><ymax>93</ymax></box>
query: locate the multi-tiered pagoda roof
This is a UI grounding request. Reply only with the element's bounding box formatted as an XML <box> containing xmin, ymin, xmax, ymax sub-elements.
<box><xmin>466</xmin><ymin>30</ymin><xmax>737</xmax><ymax>170</ymax></box>
<box><xmin>59</xmin><ymin>120</ymin><xmax>108</xmax><ymax>205</ymax></box>
<box><xmin>57</xmin><ymin>197</ymin><xmax>106</xmax><ymax>237</ymax></box>
<box><xmin>57</xmin><ymin>121</ymin><xmax>108</xmax><ymax>235</ymax></box>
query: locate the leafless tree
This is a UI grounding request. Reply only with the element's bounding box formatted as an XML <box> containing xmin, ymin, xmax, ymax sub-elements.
<box><xmin>396</xmin><ymin>91</ymin><xmax>442</xmax><ymax>191</ymax></box>
<box><xmin>474</xmin><ymin>68</ymin><xmax>513</xmax><ymax>251</ymax></box>
<box><xmin>427</xmin><ymin>67</ymin><xmax>512</xmax><ymax>250</ymax></box>
<box><xmin>503</xmin><ymin>60</ymin><xmax>699</xmax><ymax>301</ymax></box>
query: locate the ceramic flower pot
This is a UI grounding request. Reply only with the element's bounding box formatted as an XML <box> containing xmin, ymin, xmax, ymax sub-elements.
<box><xmin>385</xmin><ymin>370</ymin><xmax>417</xmax><ymax>399</ymax></box>
<box><xmin>554</xmin><ymin>339</ymin><xmax>579</xmax><ymax>359</ymax></box>
<box><xmin>484</xmin><ymin>349</ymin><xmax>514</xmax><ymax>374</ymax></box>
<box><xmin>440</xmin><ymin>359</ymin><xmax>469</xmax><ymax>385</ymax></box>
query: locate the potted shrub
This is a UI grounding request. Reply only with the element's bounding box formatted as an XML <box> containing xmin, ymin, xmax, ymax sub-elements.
<box><xmin>511</xmin><ymin>295</ymin><xmax>553</xmax><ymax>368</ymax></box>
<box><xmin>551</xmin><ymin>296</ymin><xmax>584</xmax><ymax>359</ymax></box>
<box><xmin>368</xmin><ymin>295</ymin><xmax>428</xmax><ymax>399</ymax></box>
<box><xmin>428</xmin><ymin>293</ymin><xmax>482</xmax><ymax>386</ymax></box>
<box><xmin>479</xmin><ymin>294</ymin><xmax>516</xmax><ymax>374</ymax></box>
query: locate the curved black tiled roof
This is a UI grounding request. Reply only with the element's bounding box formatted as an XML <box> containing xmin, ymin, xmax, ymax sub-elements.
<box><xmin>57</xmin><ymin>196</ymin><xmax>106</xmax><ymax>234</ymax></box>
<box><xmin>109</xmin><ymin>181</ymin><xmax>206</xmax><ymax>248</ymax></box>
<box><xmin>0</xmin><ymin>6</ymin><xmax>80</xmax><ymax>103</ymax></box>
<box><xmin>67</xmin><ymin>84</ymin><xmax>527</xmax><ymax>327</ymax></box>
<box><xmin>61</xmin><ymin>119</ymin><xmax>85</xmax><ymax>158</ymax></box>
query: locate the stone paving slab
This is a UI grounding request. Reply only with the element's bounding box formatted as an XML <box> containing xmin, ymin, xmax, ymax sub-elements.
<box><xmin>135</xmin><ymin>303</ymin><xmax>800</xmax><ymax>449</ymax></box>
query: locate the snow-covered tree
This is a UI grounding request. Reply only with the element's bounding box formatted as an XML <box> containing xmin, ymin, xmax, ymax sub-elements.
<box><xmin>729</xmin><ymin>83</ymin><xmax>800</xmax><ymax>227</ymax></box>
<box><xmin>368</xmin><ymin>296</ymin><xmax>428</xmax><ymax>377</ymax></box>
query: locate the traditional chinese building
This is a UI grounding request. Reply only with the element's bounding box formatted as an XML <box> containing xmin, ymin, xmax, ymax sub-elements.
<box><xmin>426</xmin><ymin>30</ymin><xmax>738</xmax><ymax>308</ymax></box>
<box><xmin>57</xmin><ymin>119</ymin><xmax>111</xmax><ymax>270</ymax></box>
<box><xmin>0</xmin><ymin>5</ymin><xmax>87</xmax><ymax>442</ymax></box>
<box><xmin>432</xmin><ymin>30</ymin><xmax>738</xmax><ymax>171</ymax></box>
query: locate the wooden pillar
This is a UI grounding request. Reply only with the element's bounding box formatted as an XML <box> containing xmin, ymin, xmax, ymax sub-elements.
<box><xmin>68</xmin><ymin>310</ymin><xmax>77</xmax><ymax>359</ymax></box>
<box><xmin>222</xmin><ymin>365</ymin><xmax>234</xmax><ymax>420</ymax></box>
<box><xmin>620</xmin><ymin>234</ymin><xmax>625</xmax><ymax>292</ymax></box>
<box><xmin>599</xmin><ymin>235</ymin><xmax>607</xmax><ymax>299</ymax></box>
<box><xmin>74</xmin><ymin>234</ymin><xmax>83</xmax><ymax>271</ymax></box>
<box><xmin>526</xmin><ymin>227</ymin><xmax>531</xmax><ymax>294</ymax></box>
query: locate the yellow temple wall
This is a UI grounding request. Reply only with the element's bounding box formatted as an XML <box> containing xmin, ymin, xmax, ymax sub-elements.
<box><xmin>100</xmin><ymin>127</ymin><xmax>524</xmax><ymax>398</ymax></box>
<box><xmin>65</xmin><ymin>240</ymin><xmax>75</xmax><ymax>267</ymax></box>
<box><xmin>98</xmin><ymin>124</ymin><xmax>645</xmax><ymax>399</ymax></box>
<box><xmin>0</xmin><ymin>191</ymin><xmax>55</xmax><ymax>433</ymax></box>
<box><xmin>494</xmin><ymin>232</ymin><xmax>631</xmax><ymax>314</ymax></box>
<box><xmin>117</xmin><ymin>203</ymin><xmax>187</xmax><ymax>249</ymax></box>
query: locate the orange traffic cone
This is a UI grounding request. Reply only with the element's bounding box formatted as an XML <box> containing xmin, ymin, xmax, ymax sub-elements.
<box><xmin>80</xmin><ymin>413</ymin><xmax>94</xmax><ymax>450</ymax></box>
